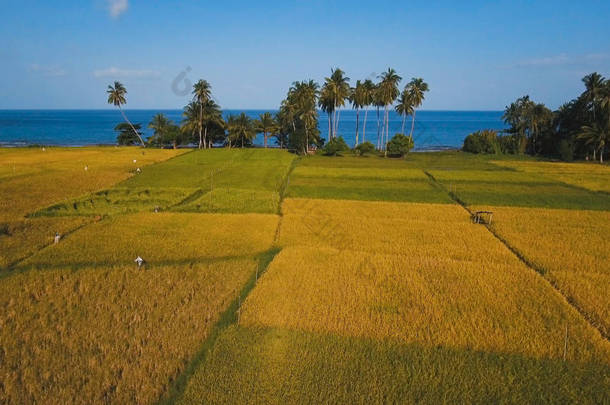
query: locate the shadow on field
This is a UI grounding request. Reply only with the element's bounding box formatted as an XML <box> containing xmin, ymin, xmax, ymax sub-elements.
<box><xmin>178</xmin><ymin>325</ymin><xmax>610</xmax><ymax>404</ymax></box>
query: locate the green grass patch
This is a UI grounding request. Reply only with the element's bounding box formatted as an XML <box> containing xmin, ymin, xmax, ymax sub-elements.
<box><xmin>172</xmin><ymin>188</ymin><xmax>280</xmax><ymax>214</ymax></box>
<box><xmin>122</xmin><ymin>149</ymin><xmax>295</xmax><ymax>191</ymax></box>
<box><xmin>287</xmin><ymin>175</ymin><xmax>451</xmax><ymax>203</ymax></box>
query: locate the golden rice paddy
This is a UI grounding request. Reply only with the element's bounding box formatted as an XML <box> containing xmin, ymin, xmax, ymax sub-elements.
<box><xmin>21</xmin><ymin>212</ymin><xmax>279</xmax><ymax>269</ymax></box>
<box><xmin>480</xmin><ymin>205</ymin><xmax>610</xmax><ymax>336</ymax></box>
<box><xmin>0</xmin><ymin>258</ymin><xmax>258</xmax><ymax>404</ymax></box>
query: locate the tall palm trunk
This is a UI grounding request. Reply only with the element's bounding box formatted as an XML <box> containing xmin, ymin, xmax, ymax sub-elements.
<box><xmin>376</xmin><ymin>107</ymin><xmax>381</xmax><ymax>149</ymax></box>
<box><xmin>336</xmin><ymin>110</ymin><xmax>341</xmax><ymax>137</ymax></box>
<box><xmin>119</xmin><ymin>106</ymin><xmax>145</xmax><ymax>146</ymax></box>
<box><xmin>384</xmin><ymin>106</ymin><xmax>389</xmax><ymax>156</ymax></box>
<box><xmin>264</xmin><ymin>132</ymin><xmax>268</xmax><ymax>148</ymax></box>
<box><xmin>409</xmin><ymin>109</ymin><xmax>417</xmax><ymax>138</ymax></box>
<box><xmin>401</xmin><ymin>114</ymin><xmax>406</xmax><ymax>135</ymax></box>
<box><xmin>198</xmin><ymin>104</ymin><xmax>203</xmax><ymax>149</ymax></box>
<box><xmin>204</xmin><ymin>126</ymin><xmax>208</xmax><ymax>149</ymax></box>
<box><xmin>355</xmin><ymin>108</ymin><xmax>360</xmax><ymax>147</ymax></box>
<box><xmin>362</xmin><ymin>108</ymin><xmax>368</xmax><ymax>144</ymax></box>
<box><xmin>327</xmin><ymin>112</ymin><xmax>331</xmax><ymax>141</ymax></box>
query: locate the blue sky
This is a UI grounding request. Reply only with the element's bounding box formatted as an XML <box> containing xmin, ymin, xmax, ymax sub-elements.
<box><xmin>1</xmin><ymin>0</ymin><xmax>609</xmax><ymax>110</ymax></box>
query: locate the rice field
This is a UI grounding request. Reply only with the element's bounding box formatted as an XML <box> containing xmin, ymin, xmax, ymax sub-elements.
<box><xmin>479</xmin><ymin>205</ymin><xmax>610</xmax><ymax>337</ymax></box>
<box><xmin>0</xmin><ymin>147</ymin><xmax>184</xmax><ymax>220</ymax></box>
<box><xmin>0</xmin><ymin>216</ymin><xmax>93</xmax><ymax>270</ymax></box>
<box><xmin>21</xmin><ymin>212</ymin><xmax>279</xmax><ymax>269</ymax></box>
<box><xmin>178</xmin><ymin>325</ymin><xmax>610</xmax><ymax>405</ymax></box>
<box><xmin>278</xmin><ymin>199</ymin><xmax>520</xmax><ymax>262</ymax></box>
<box><xmin>492</xmin><ymin>160</ymin><xmax>610</xmax><ymax>193</ymax></box>
<box><xmin>33</xmin><ymin>188</ymin><xmax>196</xmax><ymax>217</ymax></box>
<box><xmin>428</xmin><ymin>169</ymin><xmax>610</xmax><ymax>210</ymax></box>
<box><xmin>286</xmin><ymin>161</ymin><xmax>451</xmax><ymax>203</ymax></box>
<box><xmin>243</xmin><ymin>248</ymin><xmax>607</xmax><ymax>362</ymax></box>
<box><xmin>0</xmin><ymin>257</ymin><xmax>260</xmax><ymax>404</ymax></box>
<box><xmin>1</xmin><ymin>147</ymin><xmax>609</xmax><ymax>403</ymax></box>
<box><xmin>172</xmin><ymin>188</ymin><xmax>280</xmax><ymax>214</ymax></box>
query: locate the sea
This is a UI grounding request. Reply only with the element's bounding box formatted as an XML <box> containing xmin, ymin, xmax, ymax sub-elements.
<box><xmin>0</xmin><ymin>110</ymin><xmax>507</xmax><ymax>150</ymax></box>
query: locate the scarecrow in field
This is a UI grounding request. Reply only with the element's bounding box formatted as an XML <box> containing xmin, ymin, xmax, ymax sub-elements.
<box><xmin>135</xmin><ymin>256</ymin><xmax>145</xmax><ymax>269</ymax></box>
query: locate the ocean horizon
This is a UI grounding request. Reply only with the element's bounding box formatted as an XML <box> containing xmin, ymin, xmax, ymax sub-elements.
<box><xmin>0</xmin><ymin>109</ymin><xmax>508</xmax><ymax>150</ymax></box>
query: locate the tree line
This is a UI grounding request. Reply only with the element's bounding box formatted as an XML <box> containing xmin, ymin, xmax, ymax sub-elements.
<box><xmin>463</xmin><ymin>72</ymin><xmax>610</xmax><ymax>162</ymax></box>
<box><xmin>106</xmin><ymin>68</ymin><xmax>429</xmax><ymax>156</ymax></box>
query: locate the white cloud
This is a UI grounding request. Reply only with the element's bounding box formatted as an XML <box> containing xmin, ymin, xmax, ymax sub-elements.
<box><xmin>28</xmin><ymin>64</ymin><xmax>67</xmax><ymax>77</ymax></box>
<box><xmin>514</xmin><ymin>54</ymin><xmax>570</xmax><ymax>67</ymax></box>
<box><xmin>93</xmin><ymin>67</ymin><xmax>161</xmax><ymax>79</ymax></box>
<box><xmin>507</xmin><ymin>53</ymin><xmax>610</xmax><ymax>69</ymax></box>
<box><xmin>108</xmin><ymin>0</ymin><xmax>128</xmax><ymax>18</ymax></box>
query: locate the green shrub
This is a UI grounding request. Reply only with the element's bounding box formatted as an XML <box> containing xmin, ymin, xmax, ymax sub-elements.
<box><xmin>462</xmin><ymin>130</ymin><xmax>502</xmax><ymax>154</ymax></box>
<box><xmin>386</xmin><ymin>134</ymin><xmax>414</xmax><ymax>157</ymax></box>
<box><xmin>354</xmin><ymin>142</ymin><xmax>376</xmax><ymax>156</ymax></box>
<box><xmin>323</xmin><ymin>136</ymin><xmax>349</xmax><ymax>156</ymax></box>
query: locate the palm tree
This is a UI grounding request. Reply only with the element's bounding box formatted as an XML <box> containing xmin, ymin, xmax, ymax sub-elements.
<box><xmin>292</xmin><ymin>80</ymin><xmax>319</xmax><ymax>154</ymax></box>
<box><xmin>321</xmin><ymin>68</ymin><xmax>350</xmax><ymax>139</ymax></box>
<box><xmin>227</xmin><ymin>112</ymin><xmax>255</xmax><ymax>148</ymax></box>
<box><xmin>192</xmin><ymin>79</ymin><xmax>212</xmax><ymax>148</ymax></box>
<box><xmin>578</xmin><ymin>123</ymin><xmax>608</xmax><ymax>163</ymax></box>
<box><xmin>351</xmin><ymin>80</ymin><xmax>367</xmax><ymax>146</ymax></box>
<box><xmin>527</xmin><ymin>103</ymin><xmax>552</xmax><ymax>154</ymax></box>
<box><xmin>395</xmin><ymin>91</ymin><xmax>414</xmax><ymax>135</ymax></box>
<box><xmin>254</xmin><ymin>112</ymin><xmax>277</xmax><ymax>148</ymax></box>
<box><xmin>378</xmin><ymin>68</ymin><xmax>402</xmax><ymax>154</ymax></box>
<box><xmin>148</xmin><ymin>113</ymin><xmax>172</xmax><ymax>144</ymax></box>
<box><xmin>181</xmin><ymin>101</ymin><xmax>201</xmax><ymax>144</ymax></box>
<box><xmin>361</xmin><ymin>79</ymin><xmax>375</xmax><ymax>144</ymax></box>
<box><xmin>318</xmin><ymin>86</ymin><xmax>334</xmax><ymax>141</ymax></box>
<box><xmin>582</xmin><ymin>72</ymin><xmax>605</xmax><ymax>123</ymax></box>
<box><xmin>373</xmin><ymin>83</ymin><xmax>384</xmax><ymax>150</ymax></box>
<box><xmin>200</xmin><ymin>99</ymin><xmax>224</xmax><ymax>148</ymax></box>
<box><xmin>106</xmin><ymin>81</ymin><xmax>145</xmax><ymax>146</ymax></box>
<box><xmin>405</xmin><ymin>78</ymin><xmax>429</xmax><ymax>138</ymax></box>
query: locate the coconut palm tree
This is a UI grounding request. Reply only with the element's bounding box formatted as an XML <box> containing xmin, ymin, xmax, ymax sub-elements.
<box><xmin>227</xmin><ymin>112</ymin><xmax>255</xmax><ymax>148</ymax></box>
<box><xmin>578</xmin><ymin>123</ymin><xmax>608</xmax><ymax>163</ymax></box>
<box><xmin>292</xmin><ymin>80</ymin><xmax>319</xmax><ymax>154</ymax></box>
<box><xmin>148</xmin><ymin>113</ymin><xmax>172</xmax><ymax>144</ymax></box>
<box><xmin>181</xmin><ymin>101</ymin><xmax>201</xmax><ymax>143</ymax></box>
<box><xmin>378</xmin><ymin>68</ymin><xmax>402</xmax><ymax>154</ymax></box>
<box><xmin>321</xmin><ymin>68</ymin><xmax>350</xmax><ymax>139</ymax></box>
<box><xmin>254</xmin><ymin>112</ymin><xmax>277</xmax><ymax>148</ymax></box>
<box><xmin>106</xmin><ymin>81</ymin><xmax>145</xmax><ymax>146</ymax></box>
<box><xmin>527</xmin><ymin>103</ymin><xmax>553</xmax><ymax>154</ymax></box>
<box><xmin>395</xmin><ymin>91</ymin><xmax>414</xmax><ymax>135</ymax></box>
<box><xmin>361</xmin><ymin>79</ymin><xmax>375</xmax><ymax>144</ymax></box>
<box><xmin>373</xmin><ymin>83</ymin><xmax>384</xmax><ymax>150</ymax></box>
<box><xmin>318</xmin><ymin>86</ymin><xmax>334</xmax><ymax>141</ymax></box>
<box><xmin>350</xmin><ymin>80</ymin><xmax>367</xmax><ymax>146</ymax></box>
<box><xmin>582</xmin><ymin>72</ymin><xmax>605</xmax><ymax>123</ymax></box>
<box><xmin>405</xmin><ymin>78</ymin><xmax>429</xmax><ymax>138</ymax></box>
<box><xmin>192</xmin><ymin>79</ymin><xmax>212</xmax><ymax>148</ymax></box>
